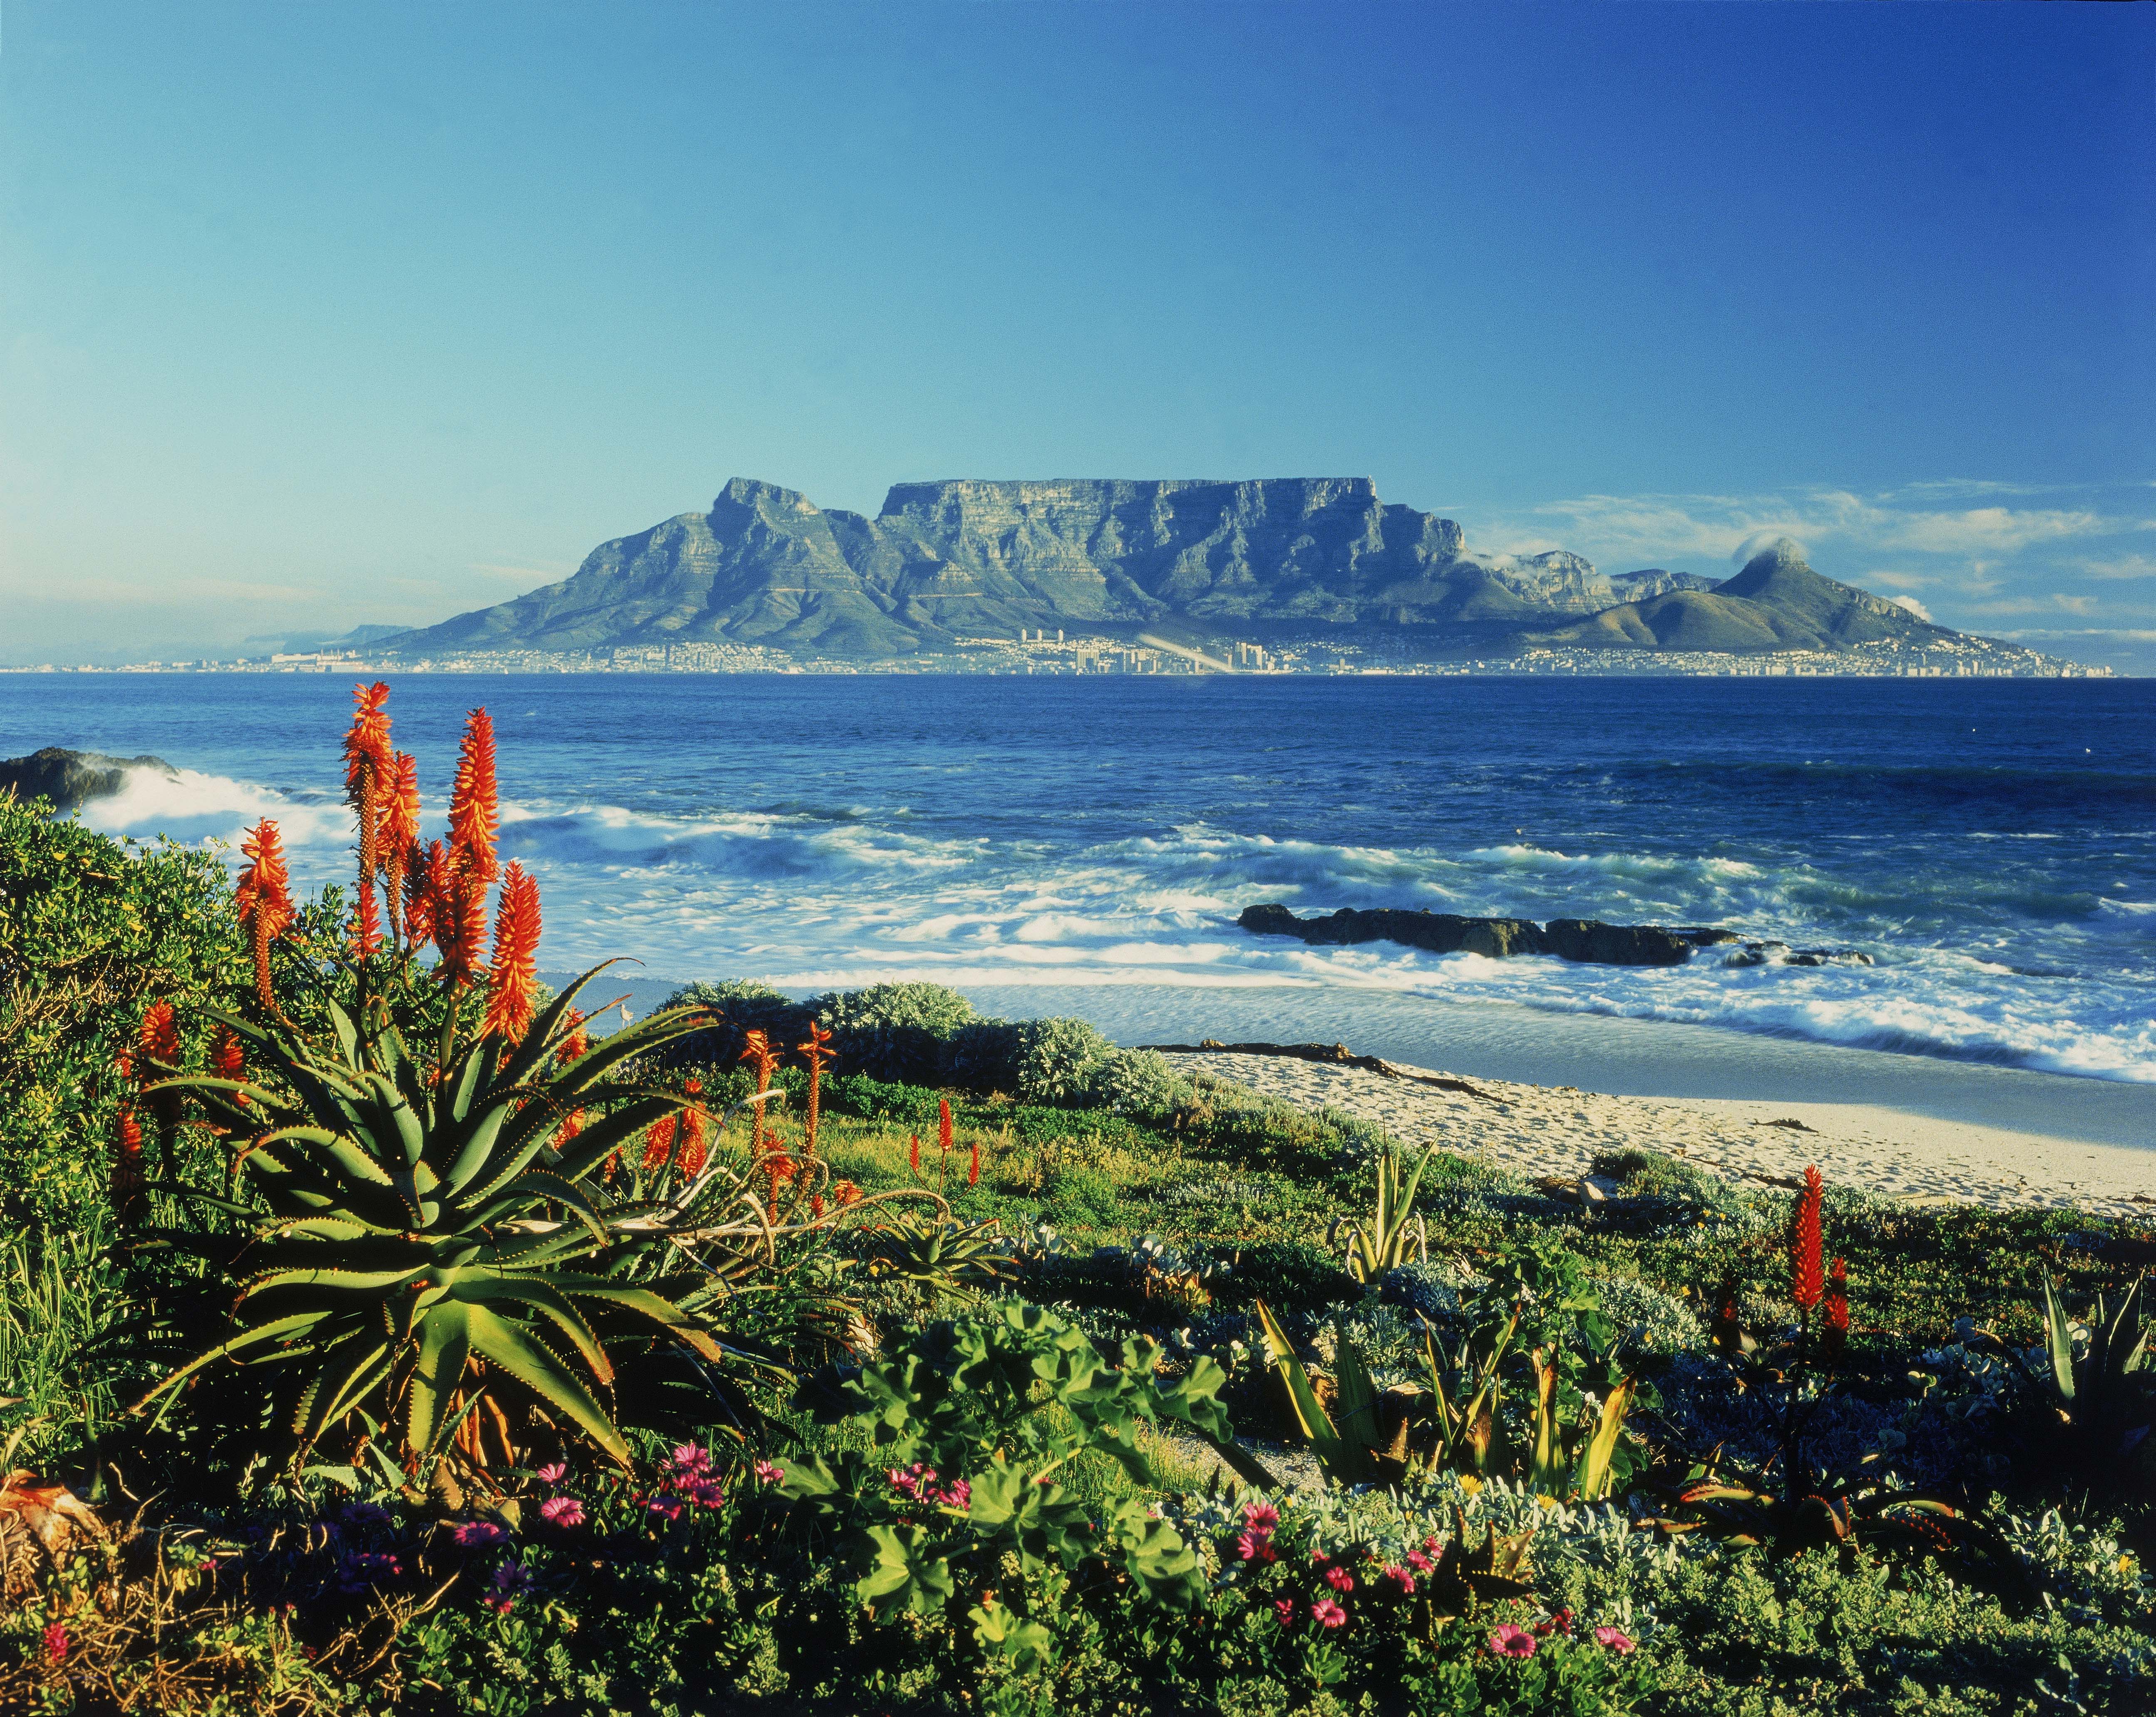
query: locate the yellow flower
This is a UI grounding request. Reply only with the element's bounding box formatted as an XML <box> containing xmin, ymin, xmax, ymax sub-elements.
<box><xmin>1459</xmin><ymin>1474</ymin><xmax>1483</xmax><ymax>1495</ymax></box>
<box><xmin>1537</xmin><ymin>1494</ymin><xmax>1559</xmax><ymax>1511</ymax></box>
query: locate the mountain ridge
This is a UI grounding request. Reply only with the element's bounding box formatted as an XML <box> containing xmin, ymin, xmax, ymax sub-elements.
<box><xmin>385</xmin><ymin>479</ymin><xmax>1962</xmax><ymax>660</ymax></box>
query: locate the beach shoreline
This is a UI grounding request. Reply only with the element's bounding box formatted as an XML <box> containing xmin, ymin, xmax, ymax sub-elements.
<box><xmin>1165</xmin><ymin>1048</ymin><xmax>2156</xmax><ymax>1222</ymax></box>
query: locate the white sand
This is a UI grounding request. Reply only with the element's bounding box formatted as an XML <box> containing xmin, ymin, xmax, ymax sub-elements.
<box><xmin>1167</xmin><ymin>1052</ymin><xmax>2156</xmax><ymax>1222</ymax></box>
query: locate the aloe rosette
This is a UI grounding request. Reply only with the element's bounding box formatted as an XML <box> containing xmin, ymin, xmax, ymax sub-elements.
<box><xmin>134</xmin><ymin>967</ymin><xmax>733</xmax><ymax>1472</ymax></box>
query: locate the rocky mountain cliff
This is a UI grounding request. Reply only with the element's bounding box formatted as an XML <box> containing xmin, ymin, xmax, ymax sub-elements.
<box><xmin>390</xmin><ymin>477</ymin><xmax>1639</xmax><ymax>658</ymax></box>
<box><xmin>385</xmin><ymin>483</ymin><xmax>1966</xmax><ymax>661</ymax></box>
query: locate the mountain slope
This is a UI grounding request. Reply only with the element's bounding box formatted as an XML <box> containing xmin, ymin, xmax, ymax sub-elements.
<box><xmin>1527</xmin><ymin>540</ymin><xmax>1954</xmax><ymax>655</ymax></box>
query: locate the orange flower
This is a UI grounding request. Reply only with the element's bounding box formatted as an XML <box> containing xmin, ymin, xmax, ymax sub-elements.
<box><xmin>405</xmin><ymin>839</ymin><xmax>444</xmax><ymax>950</ymax></box>
<box><xmin>380</xmin><ymin>751</ymin><xmax>421</xmax><ymax>940</ymax></box>
<box><xmin>554</xmin><ymin>1109</ymin><xmax>584</xmax><ymax>1149</ymax></box>
<box><xmin>832</xmin><ymin>1179</ymin><xmax>862</xmax><ymax>1208</ymax></box>
<box><xmin>112</xmin><ymin>1106</ymin><xmax>146</xmax><ymax>1224</ymax></box>
<box><xmin>480</xmin><ymin>863</ymin><xmax>542</xmax><ymax>1042</ymax></box>
<box><xmin>447</xmin><ymin>707</ymin><xmax>500</xmax><ymax>888</ymax></box>
<box><xmin>351</xmin><ymin>876</ymin><xmax>383</xmax><ymax>960</ymax></box>
<box><xmin>211</xmin><ymin>1025</ymin><xmax>245</xmax><ymax>1081</ymax></box>
<box><xmin>766</xmin><ymin>1153</ymin><xmax>796</xmax><ymax>1185</ymax></box>
<box><xmin>675</xmin><ymin>1107</ymin><xmax>708</xmax><ymax>1179</ymax></box>
<box><xmin>938</xmin><ymin>1097</ymin><xmax>954</xmax><ymax>1157</ymax></box>
<box><xmin>968</xmin><ymin>1133</ymin><xmax>981</xmax><ymax>1188</ymax></box>
<box><xmin>343</xmin><ymin>682</ymin><xmax>393</xmax><ymax>893</ymax></box>
<box><xmin>557</xmin><ymin>1011</ymin><xmax>590</xmax><ymax>1064</ymax></box>
<box><xmin>738</xmin><ymin>1030</ymin><xmax>776</xmax><ymax>1157</ymax></box>
<box><xmin>641</xmin><ymin>1114</ymin><xmax>678</xmax><ymax>1174</ymax></box>
<box><xmin>137</xmin><ymin>1001</ymin><xmax>181</xmax><ymax>1069</ymax></box>
<box><xmin>235</xmin><ymin>819</ymin><xmax>295</xmax><ymax>1010</ymax></box>
<box><xmin>908</xmin><ymin>1133</ymin><xmax>921</xmax><ymax>1176</ymax></box>
<box><xmin>797</xmin><ymin>1023</ymin><xmax>834</xmax><ymax>1159</ymax></box>
<box><xmin>811</xmin><ymin>1193</ymin><xmax>825</xmax><ymax>1219</ymax></box>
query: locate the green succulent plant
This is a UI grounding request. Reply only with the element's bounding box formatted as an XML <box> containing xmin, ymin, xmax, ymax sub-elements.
<box><xmin>132</xmin><ymin>965</ymin><xmax>735</xmax><ymax>1475</ymax></box>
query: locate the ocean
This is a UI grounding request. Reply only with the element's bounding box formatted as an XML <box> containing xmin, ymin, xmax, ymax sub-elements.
<box><xmin>8</xmin><ymin>672</ymin><xmax>2154</xmax><ymax>1139</ymax></box>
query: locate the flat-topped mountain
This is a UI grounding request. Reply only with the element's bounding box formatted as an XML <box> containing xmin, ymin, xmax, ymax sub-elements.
<box><xmin>384</xmin><ymin>481</ymin><xmax>1967</xmax><ymax>661</ymax></box>
<box><xmin>388</xmin><ymin>477</ymin><xmax>1629</xmax><ymax>659</ymax></box>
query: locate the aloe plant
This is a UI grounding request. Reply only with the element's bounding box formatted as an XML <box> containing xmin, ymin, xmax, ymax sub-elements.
<box><xmin>2011</xmin><ymin>1272</ymin><xmax>2154</xmax><ymax>1499</ymax></box>
<box><xmin>132</xmin><ymin>965</ymin><xmax>740</xmax><ymax>1476</ymax></box>
<box><xmin>1527</xmin><ymin>1347</ymin><xmax>1635</xmax><ymax>1501</ymax></box>
<box><xmin>1329</xmin><ymin>1142</ymin><xmax>1433</xmax><ymax>1283</ymax></box>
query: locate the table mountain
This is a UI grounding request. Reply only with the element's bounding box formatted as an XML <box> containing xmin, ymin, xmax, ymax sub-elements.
<box><xmin>383</xmin><ymin>484</ymin><xmax>1958</xmax><ymax>660</ymax></box>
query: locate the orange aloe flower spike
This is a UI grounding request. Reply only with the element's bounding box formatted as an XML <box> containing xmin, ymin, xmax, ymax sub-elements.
<box><xmin>234</xmin><ymin>819</ymin><xmax>295</xmax><ymax>1010</ymax></box>
<box><xmin>351</xmin><ymin>876</ymin><xmax>383</xmax><ymax>961</ymax></box>
<box><xmin>675</xmin><ymin>1106</ymin><xmax>708</xmax><ymax>1180</ymax></box>
<box><xmin>342</xmin><ymin>682</ymin><xmax>394</xmax><ymax>889</ymax></box>
<box><xmin>112</xmin><ymin>1106</ymin><xmax>146</xmax><ymax>1225</ymax></box>
<box><xmin>447</xmin><ymin>707</ymin><xmax>500</xmax><ymax>888</ymax></box>
<box><xmin>480</xmin><ymin>863</ymin><xmax>542</xmax><ymax>1042</ymax></box>
<box><xmin>641</xmin><ymin>1114</ymin><xmax>678</xmax><ymax>1174</ymax></box>
<box><xmin>380</xmin><ymin>750</ymin><xmax>421</xmax><ymax>940</ymax></box>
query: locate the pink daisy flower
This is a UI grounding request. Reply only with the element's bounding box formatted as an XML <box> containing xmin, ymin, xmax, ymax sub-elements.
<box><xmin>1311</xmin><ymin>1597</ymin><xmax>1347</xmax><ymax>1629</ymax></box>
<box><xmin>1488</xmin><ymin>1623</ymin><xmax>1537</xmax><ymax>1658</ymax></box>
<box><xmin>538</xmin><ymin>1496</ymin><xmax>585</xmax><ymax>1528</ymax></box>
<box><xmin>1594</xmin><ymin>1625</ymin><xmax>1637</xmax><ymax>1654</ymax></box>
<box><xmin>1323</xmin><ymin>1565</ymin><xmax>1355</xmax><ymax>1593</ymax></box>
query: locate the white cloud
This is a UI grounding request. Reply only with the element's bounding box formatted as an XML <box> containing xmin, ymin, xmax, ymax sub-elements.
<box><xmin>1889</xmin><ymin>595</ymin><xmax>1933</xmax><ymax>622</ymax></box>
<box><xmin>2079</xmin><ymin>553</ymin><xmax>2156</xmax><ymax>581</ymax></box>
<box><xmin>2052</xmin><ymin>593</ymin><xmax>2096</xmax><ymax>615</ymax></box>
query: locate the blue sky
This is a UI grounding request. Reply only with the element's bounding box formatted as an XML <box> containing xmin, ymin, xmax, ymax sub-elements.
<box><xmin>3</xmin><ymin>2</ymin><xmax>2151</xmax><ymax>667</ymax></box>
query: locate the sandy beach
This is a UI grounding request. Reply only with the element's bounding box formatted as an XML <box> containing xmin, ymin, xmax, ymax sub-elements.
<box><xmin>1166</xmin><ymin>1049</ymin><xmax>2156</xmax><ymax>1222</ymax></box>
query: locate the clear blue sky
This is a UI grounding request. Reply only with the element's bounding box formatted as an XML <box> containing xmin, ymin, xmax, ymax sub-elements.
<box><xmin>3</xmin><ymin>2</ymin><xmax>2151</xmax><ymax>667</ymax></box>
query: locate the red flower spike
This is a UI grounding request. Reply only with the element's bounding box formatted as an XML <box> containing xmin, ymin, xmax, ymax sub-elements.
<box><xmin>796</xmin><ymin>1023</ymin><xmax>833</xmax><ymax>1160</ymax></box>
<box><xmin>1822</xmin><ymin>1257</ymin><xmax>1851</xmax><ymax>1358</ymax></box>
<box><xmin>1788</xmin><ymin>1164</ymin><xmax>1825</xmax><ymax>1314</ymax></box>
<box><xmin>137</xmin><ymin>1001</ymin><xmax>181</xmax><ymax>1070</ymax></box>
<box><xmin>112</xmin><ymin>1106</ymin><xmax>146</xmax><ymax>1224</ymax></box>
<box><xmin>675</xmin><ymin>1107</ymin><xmax>708</xmax><ymax>1180</ymax></box>
<box><xmin>405</xmin><ymin>839</ymin><xmax>445</xmax><ymax>950</ymax></box>
<box><xmin>642</xmin><ymin>1115</ymin><xmax>678</xmax><ymax>1174</ymax></box>
<box><xmin>938</xmin><ymin>1097</ymin><xmax>954</xmax><ymax>1157</ymax></box>
<box><xmin>351</xmin><ymin>875</ymin><xmax>383</xmax><ymax>960</ymax></box>
<box><xmin>555</xmin><ymin>1109</ymin><xmax>584</xmax><ymax>1149</ymax></box>
<box><xmin>832</xmin><ymin>1179</ymin><xmax>861</xmax><ymax>1208</ymax></box>
<box><xmin>447</xmin><ymin>707</ymin><xmax>500</xmax><ymax>888</ymax></box>
<box><xmin>481</xmin><ymin>863</ymin><xmax>542</xmax><ymax>1042</ymax></box>
<box><xmin>342</xmin><ymin>682</ymin><xmax>393</xmax><ymax>891</ymax></box>
<box><xmin>909</xmin><ymin>1133</ymin><xmax>922</xmax><ymax>1176</ymax></box>
<box><xmin>738</xmin><ymin>1030</ymin><xmax>776</xmax><ymax>1157</ymax></box>
<box><xmin>968</xmin><ymin>1134</ymin><xmax>981</xmax><ymax>1188</ymax></box>
<box><xmin>380</xmin><ymin>751</ymin><xmax>422</xmax><ymax>940</ymax></box>
<box><xmin>234</xmin><ymin>819</ymin><xmax>295</xmax><ymax>1010</ymax></box>
<box><xmin>211</xmin><ymin>1025</ymin><xmax>245</xmax><ymax>1081</ymax></box>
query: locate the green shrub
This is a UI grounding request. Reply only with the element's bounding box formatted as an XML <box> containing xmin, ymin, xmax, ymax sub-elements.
<box><xmin>1013</xmin><ymin>1015</ymin><xmax>1114</xmax><ymax>1105</ymax></box>
<box><xmin>653</xmin><ymin>976</ymin><xmax>811</xmax><ymax>1066</ymax></box>
<box><xmin>0</xmin><ymin>793</ymin><xmax>243</xmax><ymax>1216</ymax></box>
<box><xmin>815</xmin><ymin>981</ymin><xmax>978</xmax><ymax>1082</ymax></box>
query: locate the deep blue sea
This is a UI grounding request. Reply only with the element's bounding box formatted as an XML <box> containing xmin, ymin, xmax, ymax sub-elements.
<box><xmin>7</xmin><ymin>673</ymin><xmax>2154</xmax><ymax>1113</ymax></box>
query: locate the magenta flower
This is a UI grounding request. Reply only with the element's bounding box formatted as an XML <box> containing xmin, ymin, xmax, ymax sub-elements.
<box><xmin>538</xmin><ymin>1496</ymin><xmax>585</xmax><ymax>1528</ymax></box>
<box><xmin>1311</xmin><ymin>1597</ymin><xmax>1347</xmax><ymax>1629</ymax></box>
<box><xmin>452</xmin><ymin>1521</ymin><xmax>508</xmax><ymax>1548</ymax></box>
<box><xmin>1242</xmin><ymin>1500</ymin><xmax>1280</xmax><ymax>1533</ymax></box>
<box><xmin>1594</xmin><ymin>1625</ymin><xmax>1637</xmax><ymax>1654</ymax></box>
<box><xmin>935</xmin><ymin>1478</ymin><xmax>971</xmax><ymax>1510</ymax></box>
<box><xmin>667</xmin><ymin>1442</ymin><xmax>711</xmax><ymax>1476</ymax></box>
<box><xmin>1236</xmin><ymin>1529</ymin><xmax>1278</xmax><ymax>1563</ymax></box>
<box><xmin>1406</xmin><ymin>1548</ymin><xmax>1434</xmax><ymax>1573</ymax></box>
<box><xmin>1273</xmin><ymin>1598</ymin><xmax>1299</xmax><ymax>1627</ymax></box>
<box><xmin>1488</xmin><ymin>1623</ymin><xmax>1538</xmax><ymax>1658</ymax></box>
<box><xmin>535</xmin><ymin>1461</ymin><xmax>569</xmax><ymax>1486</ymax></box>
<box><xmin>646</xmin><ymin>1495</ymin><xmax>684</xmax><ymax>1522</ymax></box>
<box><xmin>42</xmin><ymin>1622</ymin><xmax>68</xmax><ymax>1665</ymax></box>
<box><xmin>1323</xmin><ymin>1565</ymin><xmax>1355</xmax><ymax>1593</ymax></box>
<box><xmin>679</xmin><ymin>1476</ymin><xmax>725</xmax><ymax>1509</ymax></box>
<box><xmin>1381</xmin><ymin>1563</ymin><xmax>1415</xmax><ymax>1595</ymax></box>
<box><xmin>482</xmin><ymin>1561</ymin><xmax>530</xmax><ymax>1614</ymax></box>
<box><xmin>753</xmin><ymin>1460</ymin><xmax>784</xmax><ymax>1486</ymax></box>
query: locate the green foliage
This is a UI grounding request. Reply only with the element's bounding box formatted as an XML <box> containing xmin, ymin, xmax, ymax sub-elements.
<box><xmin>1334</xmin><ymin>1140</ymin><xmax>1433</xmax><ymax>1283</ymax></box>
<box><xmin>1012</xmin><ymin>1015</ymin><xmax>1115</xmax><ymax>1106</ymax></box>
<box><xmin>0</xmin><ymin>794</ymin><xmax>243</xmax><ymax>1213</ymax></box>
<box><xmin>2008</xmin><ymin>1272</ymin><xmax>2155</xmax><ymax>1506</ymax></box>
<box><xmin>784</xmin><ymin>1303</ymin><xmax>1236</xmax><ymax>1624</ymax></box>
<box><xmin>652</xmin><ymin>976</ymin><xmax>812</xmax><ymax>1067</ymax></box>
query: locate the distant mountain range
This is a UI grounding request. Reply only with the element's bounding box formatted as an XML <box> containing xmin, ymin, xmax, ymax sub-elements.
<box><xmin>383</xmin><ymin>477</ymin><xmax>1965</xmax><ymax>660</ymax></box>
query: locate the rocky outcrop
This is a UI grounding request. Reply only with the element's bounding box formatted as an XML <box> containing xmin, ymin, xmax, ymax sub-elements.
<box><xmin>0</xmin><ymin>748</ymin><xmax>174</xmax><ymax>815</ymax></box>
<box><xmin>1237</xmin><ymin>903</ymin><xmax>1719</xmax><ymax>968</ymax></box>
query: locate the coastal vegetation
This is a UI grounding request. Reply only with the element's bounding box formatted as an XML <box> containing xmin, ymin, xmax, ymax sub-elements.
<box><xmin>0</xmin><ymin>690</ymin><xmax>2150</xmax><ymax>1715</ymax></box>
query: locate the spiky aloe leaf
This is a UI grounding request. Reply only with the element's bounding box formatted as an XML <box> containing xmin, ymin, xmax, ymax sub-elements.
<box><xmin>450</xmin><ymin>1275</ymin><xmax>613</xmax><ymax>1385</ymax></box>
<box><xmin>407</xmin><ymin>1300</ymin><xmax>473</xmax><ymax>1459</ymax></box>
<box><xmin>1576</xmin><ymin>1376</ymin><xmax>1635</xmax><ymax>1500</ymax></box>
<box><xmin>2043</xmin><ymin>1275</ymin><xmax>2078</xmax><ymax>1404</ymax></box>
<box><xmin>463</xmin><ymin>1303</ymin><xmax>629</xmax><ymax>1467</ymax></box>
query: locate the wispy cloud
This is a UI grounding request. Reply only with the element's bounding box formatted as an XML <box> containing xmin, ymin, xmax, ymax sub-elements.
<box><xmin>2079</xmin><ymin>553</ymin><xmax>2156</xmax><ymax>581</ymax></box>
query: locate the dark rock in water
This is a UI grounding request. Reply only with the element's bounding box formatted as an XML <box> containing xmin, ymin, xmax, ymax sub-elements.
<box><xmin>1539</xmin><ymin>918</ymin><xmax>1696</xmax><ymax>968</ymax></box>
<box><xmin>0</xmin><ymin>747</ymin><xmax>174</xmax><ymax>816</ymax></box>
<box><xmin>1673</xmin><ymin>926</ymin><xmax>1744</xmax><ymax>947</ymax></box>
<box><xmin>1237</xmin><ymin>903</ymin><xmax>1541</xmax><ymax>959</ymax></box>
<box><xmin>1238</xmin><ymin>903</ymin><xmax>1689</xmax><ymax>968</ymax></box>
<box><xmin>1726</xmin><ymin>940</ymin><xmax>1873</xmax><ymax>969</ymax></box>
